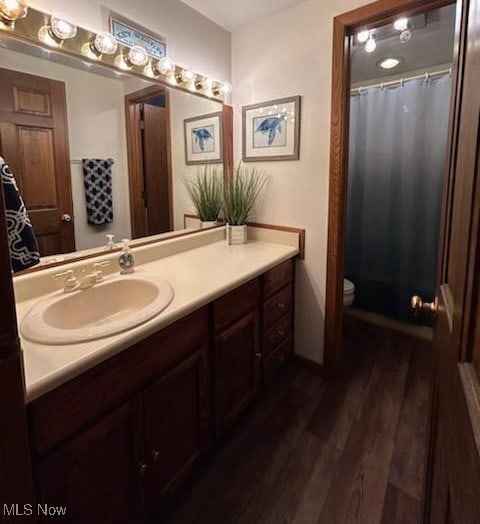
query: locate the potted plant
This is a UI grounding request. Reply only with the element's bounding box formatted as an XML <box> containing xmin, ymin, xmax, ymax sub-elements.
<box><xmin>184</xmin><ymin>166</ymin><xmax>223</xmax><ymax>228</ymax></box>
<box><xmin>223</xmin><ymin>164</ymin><xmax>267</xmax><ymax>245</ymax></box>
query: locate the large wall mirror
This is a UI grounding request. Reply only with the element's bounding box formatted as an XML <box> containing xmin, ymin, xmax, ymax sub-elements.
<box><xmin>0</xmin><ymin>34</ymin><xmax>229</xmax><ymax>272</ymax></box>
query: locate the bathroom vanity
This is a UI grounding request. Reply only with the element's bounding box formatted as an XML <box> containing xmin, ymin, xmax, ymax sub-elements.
<box><xmin>16</xmin><ymin>231</ymin><xmax>298</xmax><ymax>522</ymax></box>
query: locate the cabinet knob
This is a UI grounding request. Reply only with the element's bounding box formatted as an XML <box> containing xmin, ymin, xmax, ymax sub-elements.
<box><xmin>139</xmin><ymin>462</ymin><xmax>147</xmax><ymax>475</ymax></box>
<box><xmin>255</xmin><ymin>352</ymin><xmax>262</xmax><ymax>358</ymax></box>
<box><xmin>277</xmin><ymin>330</ymin><xmax>285</xmax><ymax>337</ymax></box>
<box><xmin>277</xmin><ymin>303</ymin><xmax>286</xmax><ymax>310</ymax></box>
<box><xmin>152</xmin><ymin>450</ymin><xmax>160</xmax><ymax>462</ymax></box>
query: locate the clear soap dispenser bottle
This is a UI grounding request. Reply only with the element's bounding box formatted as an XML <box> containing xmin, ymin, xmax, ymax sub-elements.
<box><xmin>118</xmin><ymin>239</ymin><xmax>135</xmax><ymax>275</ymax></box>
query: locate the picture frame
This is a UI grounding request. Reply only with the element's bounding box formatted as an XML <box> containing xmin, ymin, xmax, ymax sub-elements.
<box><xmin>242</xmin><ymin>96</ymin><xmax>301</xmax><ymax>162</ymax></box>
<box><xmin>184</xmin><ymin>112</ymin><xmax>223</xmax><ymax>165</ymax></box>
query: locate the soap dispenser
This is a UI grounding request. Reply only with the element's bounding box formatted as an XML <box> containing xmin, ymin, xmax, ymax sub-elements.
<box><xmin>118</xmin><ymin>239</ymin><xmax>135</xmax><ymax>275</ymax></box>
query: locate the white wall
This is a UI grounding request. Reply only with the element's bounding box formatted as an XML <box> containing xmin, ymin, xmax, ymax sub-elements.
<box><xmin>0</xmin><ymin>47</ymin><xmax>132</xmax><ymax>251</ymax></box>
<box><xmin>27</xmin><ymin>0</ymin><xmax>231</xmax><ymax>83</ymax></box>
<box><xmin>232</xmin><ymin>0</ymin><xmax>370</xmax><ymax>364</ymax></box>
<box><xmin>169</xmin><ymin>91</ymin><xmax>223</xmax><ymax>229</ymax></box>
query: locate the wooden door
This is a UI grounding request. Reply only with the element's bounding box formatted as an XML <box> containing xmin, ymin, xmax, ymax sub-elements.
<box><xmin>36</xmin><ymin>399</ymin><xmax>145</xmax><ymax>524</ymax></box>
<box><xmin>214</xmin><ymin>312</ymin><xmax>260</xmax><ymax>434</ymax></box>
<box><xmin>0</xmin><ymin>68</ymin><xmax>75</xmax><ymax>256</ymax></box>
<box><xmin>424</xmin><ymin>0</ymin><xmax>480</xmax><ymax>521</ymax></box>
<box><xmin>143</xmin><ymin>348</ymin><xmax>209</xmax><ymax>511</ymax></box>
<box><xmin>142</xmin><ymin>101</ymin><xmax>171</xmax><ymax>235</ymax></box>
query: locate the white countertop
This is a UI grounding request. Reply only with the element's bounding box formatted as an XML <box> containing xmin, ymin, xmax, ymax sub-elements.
<box><xmin>18</xmin><ymin>239</ymin><xmax>298</xmax><ymax>402</ymax></box>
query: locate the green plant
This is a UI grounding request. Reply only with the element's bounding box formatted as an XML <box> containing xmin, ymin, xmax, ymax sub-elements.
<box><xmin>223</xmin><ymin>164</ymin><xmax>267</xmax><ymax>226</ymax></box>
<box><xmin>184</xmin><ymin>166</ymin><xmax>223</xmax><ymax>222</ymax></box>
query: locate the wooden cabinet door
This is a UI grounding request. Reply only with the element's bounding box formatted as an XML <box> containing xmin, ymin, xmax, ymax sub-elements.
<box><xmin>36</xmin><ymin>399</ymin><xmax>145</xmax><ymax>524</ymax></box>
<box><xmin>143</xmin><ymin>347</ymin><xmax>209</xmax><ymax>511</ymax></box>
<box><xmin>0</xmin><ymin>68</ymin><xmax>75</xmax><ymax>256</ymax></box>
<box><xmin>214</xmin><ymin>312</ymin><xmax>260</xmax><ymax>434</ymax></box>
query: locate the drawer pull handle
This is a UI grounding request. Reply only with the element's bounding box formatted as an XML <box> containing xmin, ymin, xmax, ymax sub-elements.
<box><xmin>255</xmin><ymin>352</ymin><xmax>262</xmax><ymax>358</ymax></box>
<box><xmin>139</xmin><ymin>462</ymin><xmax>147</xmax><ymax>475</ymax></box>
<box><xmin>152</xmin><ymin>450</ymin><xmax>160</xmax><ymax>462</ymax></box>
<box><xmin>277</xmin><ymin>330</ymin><xmax>285</xmax><ymax>337</ymax></box>
<box><xmin>277</xmin><ymin>303</ymin><xmax>286</xmax><ymax>310</ymax></box>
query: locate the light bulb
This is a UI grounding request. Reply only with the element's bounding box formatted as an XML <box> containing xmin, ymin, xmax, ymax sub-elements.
<box><xmin>400</xmin><ymin>29</ymin><xmax>412</xmax><ymax>43</ymax></box>
<box><xmin>202</xmin><ymin>77</ymin><xmax>214</xmax><ymax>90</ymax></box>
<box><xmin>155</xmin><ymin>57</ymin><xmax>175</xmax><ymax>75</ymax></box>
<box><xmin>220</xmin><ymin>82</ymin><xmax>232</xmax><ymax>95</ymax></box>
<box><xmin>394</xmin><ymin>17</ymin><xmax>409</xmax><ymax>31</ymax></box>
<box><xmin>38</xmin><ymin>25</ymin><xmax>61</xmax><ymax>47</ymax></box>
<box><xmin>357</xmin><ymin>30</ymin><xmax>370</xmax><ymax>44</ymax></box>
<box><xmin>180</xmin><ymin>68</ymin><xmax>195</xmax><ymax>83</ymax></box>
<box><xmin>0</xmin><ymin>0</ymin><xmax>27</xmax><ymax>23</ymax></box>
<box><xmin>365</xmin><ymin>36</ymin><xmax>376</xmax><ymax>53</ymax></box>
<box><xmin>50</xmin><ymin>14</ymin><xmax>77</xmax><ymax>41</ymax></box>
<box><xmin>127</xmin><ymin>45</ymin><xmax>148</xmax><ymax>67</ymax></box>
<box><xmin>93</xmin><ymin>31</ymin><xmax>118</xmax><ymax>55</ymax></box>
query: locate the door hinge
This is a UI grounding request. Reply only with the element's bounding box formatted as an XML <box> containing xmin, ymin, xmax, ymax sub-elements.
<box><xmin>139</xmin><ymin>120</ymin><xmax>145</xmax><ymax>130</ymax></box>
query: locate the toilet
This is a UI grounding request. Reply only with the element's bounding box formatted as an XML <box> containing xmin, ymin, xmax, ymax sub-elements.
<box><xmin>343</xmin><ymin>279</ymin><xmax>355</xmax><ymax>306</ymax></box>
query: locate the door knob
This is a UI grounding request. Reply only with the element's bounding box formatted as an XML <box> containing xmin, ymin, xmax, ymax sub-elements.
<box><xmin>61</xmin><ymin>213</ymin><xmax>72</xmax><ymax>223</ymax></box>
<box><xmin>411</xmin><ymin>295</ymin><xmax>437</xmax><ymax>316</ymax></box>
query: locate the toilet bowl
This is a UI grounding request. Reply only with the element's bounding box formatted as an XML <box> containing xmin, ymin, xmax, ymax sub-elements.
<box><xmin>343</xmin><ymin>279</ymin><xmax>355</xmax><ymax>306</ymax></box>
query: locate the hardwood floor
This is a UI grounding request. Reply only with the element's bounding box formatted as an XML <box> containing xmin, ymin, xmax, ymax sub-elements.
<box><xmin>159</xmin><ymin>318</ymin><xmax>432</xmax><ymax>524</ymax></box>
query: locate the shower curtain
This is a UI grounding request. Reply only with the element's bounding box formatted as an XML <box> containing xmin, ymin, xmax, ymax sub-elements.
<box><xmin>345</xmin><ymin>75</ymin><xmax>451</xmax><ymax>323</ymax></box>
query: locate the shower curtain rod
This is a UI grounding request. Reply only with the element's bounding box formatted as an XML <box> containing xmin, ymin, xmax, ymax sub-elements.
<box><xmin>350</xmin><ymin>68</ymin><xmax>452</xmax><ymax>94</ymax></box>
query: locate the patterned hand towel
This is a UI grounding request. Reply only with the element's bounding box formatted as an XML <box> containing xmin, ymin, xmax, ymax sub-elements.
<box><xmin>1</xmin><ymin>155</ymin><xmax>40</xmax><ymax>273</ymax></box>
<box><xmin>82</xmin><ymin>158</ymin><xmax>114</xmax><ymax>225</ymax></box>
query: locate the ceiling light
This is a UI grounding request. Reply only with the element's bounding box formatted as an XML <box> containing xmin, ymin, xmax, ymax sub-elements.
<box><xmin>378</xmin><ymin>57</ymin><xmax>401</xmax><ymax>69</ymax></box>
<box><xmin>127</xmin><ymin>45</ymin><xmax>148</xmax><ymax>67</ymax></box>
<box><xmin>155</xmin><ymin>57</ymin><xmax>175</xmax><ymax>76</ymax></box>
<box><xmin>50</xmin><ymin>14</ymin><xmax>77</xmax><ymax>41</ymax></box>
<box><xmin>0</xmin><ymin>0</ymin><xmax>27</xmax><ymax>25</ymax></box>
<box><xmin>92</xmin><ymin>31</ymin><xmax>118</xmax><ymax>56</ymax></box>
<box><xmin>394</xmin><ymin>17</ymin><xmax>409</xmax><ymax>31</ymax></box>
<box><xmin>365</xmin><ymin>36</ymin><xmax>376</xmax><ymax>53</ymax></box>
<box><xmin>356</xmin><ymin>30</ymin><xmax>370</xmax><ymax>44</ymax></box>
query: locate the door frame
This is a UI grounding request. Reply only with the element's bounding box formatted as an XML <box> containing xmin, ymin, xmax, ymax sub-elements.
<box><xmin>125</xmin><ymin>85</ymin><xmax>174</xmax><ymax>238</ymax></box>
<box><xmin>324</xmin><ymin>0</ymin><xmax>455</xmax><ymax>370</ymax></box>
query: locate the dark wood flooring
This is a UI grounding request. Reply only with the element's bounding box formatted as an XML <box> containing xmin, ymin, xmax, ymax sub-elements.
<box><xmin>159</xmin><ymin>319</ymin><xmax>432</xmax><ymax>524</ymax></box>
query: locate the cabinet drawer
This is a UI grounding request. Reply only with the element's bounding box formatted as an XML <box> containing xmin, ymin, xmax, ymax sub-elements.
<box><xmin>263</xmin><ymin>336</ymin><xmax>292</xmax><ymax>384</ymax></box>
<box><xmin>263</xmin><ymin>285</ymin><xmax>292</xmax><ymax>329</ymax></box>
<box><xmin>263</xmin><ymin>313</ymin><xmax>292</xmax><ymax>358</ymax></box>
<box><xmin>213</xmin><ymin>278</ymin><xmax>260</xmax><ymax>334</ymax></box>
<box><xmin>263</xmin><ymin>259</ymin><xmax>294</xmax><ymax>299</ymax></box>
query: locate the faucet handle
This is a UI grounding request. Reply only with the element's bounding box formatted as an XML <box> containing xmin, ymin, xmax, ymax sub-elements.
<box><xmin>92</xmin><ymin>260</ymin><xmax>111</xmax><ymax>282</ymax></box>
<box><xmin>53</xmin><ymin>270</ymin><xmax>80</xmax><ymax>293</ymax></box>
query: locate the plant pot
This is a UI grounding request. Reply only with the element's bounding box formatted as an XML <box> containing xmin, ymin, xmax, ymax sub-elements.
<box><xmin>226</xmin><ymin>224</ymin><xmax>247</xmax><ymax>245</ymax></box>
<box><xmin>200</xmin><ymin>220</ymin><xmax>217</xmax><ymax>229</ymax></box>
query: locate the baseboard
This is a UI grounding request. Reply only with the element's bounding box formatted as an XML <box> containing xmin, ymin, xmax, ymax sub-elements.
<box><xmin>292</xmin><ymin>354</ymin><xmax>324</xmax><ymax>374</ymax></box>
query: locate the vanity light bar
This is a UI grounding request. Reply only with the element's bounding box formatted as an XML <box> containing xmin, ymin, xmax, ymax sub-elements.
<box><xmin>0</xmin><ymin>3</ymin><xmax>231</xmax><ymax>101</ymax></box>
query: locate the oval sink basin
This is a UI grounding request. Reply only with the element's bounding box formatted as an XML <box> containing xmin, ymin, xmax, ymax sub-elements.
<box><xmin>21</xmin><ymin>275</ymin><xmax>174</xmax><ymax>345</ymax></box>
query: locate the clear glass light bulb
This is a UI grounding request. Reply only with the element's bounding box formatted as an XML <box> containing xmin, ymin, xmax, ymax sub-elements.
<box><xmin>394</xmin><ymin>17</ymin><xmax>409</xmax><ymax>31</ymax></box>
<box><xmin>365</xmin><ymin>37</ymin><xmax>376</xmax><ymax>53</ymax></box>
<box><xmin>0</xmin><ymin>0</ymin><xmax>27</xmax><ymax>21</ymax></box>
<box><xmin>357</xmin><ymin>30</ymin><xmax>370</xmax><ymax>44</ymax></box>
<box><xmin>155</xmin><ymin>57</ymin><xmax>175</xmax><ymax>75</ymax></box>
<box><xmin>50</xmin><ymin>14</ymin><xmax>77</xmax><ymax>40</ymax></box>
<box><xmin>128</xmin><ymin>45</ymin><xmax>148</xmax><ymax>67</ymax></box>
<box><xmin>202</xmin><ymin>77</ymin><xmax>214</xmax><ymax>90</ymax></box>
<box><xmin>220</xmin><ymin>82</ymin><xmax>232</xmax><ymax>95</ymax></box>
<box><xmin>93</xmin><ymin>31</ymin><xmax>118</xmax><ymax>55</ymax></box>
<box><xmin>400</xmin><ymin>29</ymin><xmax>412</xmax><ymax>44</ymax></box>
<box><xmin>180</xmin><ymin>68</ymin><xmax>195</xmax><ymax>83</ymax></box>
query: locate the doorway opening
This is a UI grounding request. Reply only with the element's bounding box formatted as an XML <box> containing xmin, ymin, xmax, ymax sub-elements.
<box><xmin>325</xmin><ymin>0</ymin><xmax>459</xmax><ymax>369</ymax></box>
<box><xmin>125</xmin><ymin>85</ymin><xmax>173</xmax><ymax>239</ymax></box>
